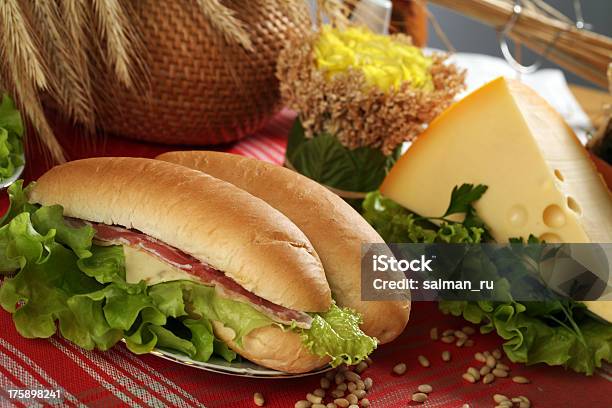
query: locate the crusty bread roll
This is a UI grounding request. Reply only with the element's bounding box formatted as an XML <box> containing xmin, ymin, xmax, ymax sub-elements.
<box><xmin>29</xmin><ymin>157</ymin><xmax>331</xmax><ymax>313</ymax></box>
<box><xmin>157</xmin><ymin>151</ymin><xmax>411</xmax><ymax>343</ymax></box>
<box><xmin>212</xmin><ymin>321</ymin><xmax>330</xmax><ymax>373</ymax></box>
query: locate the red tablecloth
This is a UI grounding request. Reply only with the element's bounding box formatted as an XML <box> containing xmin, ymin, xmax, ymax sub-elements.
<box><xmin>1</xmin><ymin>111</ymin><xmax>611</xmax><ymax>407</ymax></box>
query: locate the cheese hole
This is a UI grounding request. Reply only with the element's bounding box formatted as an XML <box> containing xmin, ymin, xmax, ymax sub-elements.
<box><xmin>542</xmin><ymin>204</ymin><xmax>566</xmax><ymax>228</ymax></box>
<box><xmin>539</xmin><ymin>233</ymin><xmax>562</xmax><ymax>243</ymax></box>
<box><xmin>567</xmin><ymin>196</ymin><xmax>582</xmax><ymax>215</ymax></box>
<box><xmin>554</xmin><ymin>169</ymin><xmax>564</xmax><ymax>182</ymax></box>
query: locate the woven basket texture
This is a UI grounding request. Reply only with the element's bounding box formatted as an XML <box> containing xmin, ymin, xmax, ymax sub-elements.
<box><xmin>90</xmin><ymin>0</ymin><xmax>309</xmax><ymax>145</ymax></box>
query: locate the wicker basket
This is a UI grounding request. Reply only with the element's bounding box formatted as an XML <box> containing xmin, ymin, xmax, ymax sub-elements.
<box><xmin>90</xmin><ymin>1</ymin><xmax>309</xmax><ymax>145</ymax></box>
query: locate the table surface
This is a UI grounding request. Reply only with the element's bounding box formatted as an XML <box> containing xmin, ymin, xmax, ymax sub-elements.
<box><xmin>1</xmin><ymin>108</ymin><xmax>611</xmax><ymax>407</ymax></box>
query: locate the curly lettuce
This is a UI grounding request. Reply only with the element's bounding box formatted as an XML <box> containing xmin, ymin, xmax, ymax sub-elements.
<box><xmin>0</xmin><ymin>181</ymin><xmax>376</xmax><ymax>368</ymax></box>
<box><xmin>0</xmin><ymin>95</ymin><xmax>24</xmax><ymax>181</ymax></box>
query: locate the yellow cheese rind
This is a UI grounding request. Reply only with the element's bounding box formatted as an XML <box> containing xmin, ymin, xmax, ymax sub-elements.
<box><xmin>124</xmin><ymin>245</ymin><xmax>196</xmax><ymax>286</ymax></box>
<box><xmin>381</xmin><ymin>77</ymin><xmax>612</xmax><ymax>244</ymax></box>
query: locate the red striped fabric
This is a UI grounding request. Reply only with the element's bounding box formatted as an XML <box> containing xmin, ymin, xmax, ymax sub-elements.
<box><xmin>1</xmin><ymin>110</ymin><xmax>610</xmax><ymax>407</ymax></box>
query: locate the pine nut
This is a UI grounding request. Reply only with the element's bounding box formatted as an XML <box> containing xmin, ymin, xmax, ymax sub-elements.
<box><xmin>492</xmin><ymin>368</ymin><xmax>508</xmax><ymax>378</ymax></box>
<box><xmin>461</xmin><ymin>404</ymin><xmax>470</xmax><ymax>408</ymax></box>
<box><xmin>493</xmin><ymin>394</ymin><xmax>509</xmax><ymax>403</ymax></box>
<box><xmin>418</xmin><ymin>355</ymin><xmax>430</xmax><ymax>367</ymax></box>
<box><xmin>480</xmin><ymin>365</ymin><xmax>491</xmax><ymax>376</ymax></box>
<box><xmin>347</xmin><ymin>382</ymin><xmax>356</xmax><ymax>392</ymax></box>
<box><xmin>356</xmin><ymin>380</ymin><xmax>365</xmax><ymax>390</ymax></box>
<box><xmin>307</xmin><ymin>393</ymin><xmax>322</xmax><ymax>404</ymax></box>
<box><xmin>442</xmin><ymin>329</ymin><xmax>454</xmax><ymax>336</ymax></box>
<box><xmin>338</xmin><ymin>365</ymin><xmax>349</xmax><ymax>372</ymax></box>
<box><xmin>364</xmin><ymin>377</ymin><xmax>373</xmax><ymax>391</ymax></box>
<box><xmin>294</xmin><ymin>401</ymin><xmax>311</xmax><ymax>408</ymax></box>
<box><xmin>312</xmin><ymin>405</ymin><xmax>325</xmax><ymax>408</ymax></box>
<box><xmin>475</xmin><ymin>352</ymin><xmax>486</xmax><ymax>363</ymax></box>
<box><xmin>326</xmin><ymin>371</ymin><xmax>336</xmax><ymax>380</ymax></box>
<box><xmin>331</xmin><ymin>389</ymin><xmax>345</xmax><ymax>399</ymax></box>
<box><xmin>355</xmin><ymin>361</ymin><xmax>368</xmax><ymax>374</ymax></box>
<box><xmin>442</xmin><ymin>350</ymin><xmax>451</xmax><ymax>361</ymax></box>
<box><xmin>518</xmin><ymin>396</ymin><xmax>531</xmax><ymax>408</ymax></box>
<box><xmin>430</xmin><ymin>327</ymin><xmax>439</xmax><ymax>340</ymax></box>
<box><xmin>462</xmin><ymin>326</ymin><xmax>476</xmax><ymax>335</ymax></box>
<box><xmin>313</xmin><ymin>388</ymin><xmax>326</xmax><ymax>397</ymax></box>
<box><xmin>365</xmin><ymin>357</ymin><xmax>373</xmax><ymax>366</ymax></box>
<box><xmin>465</xmin><ymin>339</ymin><xmax>474</xmax><ymax>347</ymax></box>
<box><xmin>353</xmin><ymin>389</ymin><xmax>366</xmax><ymax>399</ymax></box>
<box><xmin>498</xmin><ymin>401</ymin><xmax>513</xmax><ymax>408</ymax></box>
<box><xmin>454</xmin><ymin>330</ymin><xmax>468</xmax><ymax>339</ymax></box>
<box><xmin>412</xmin><ymin>392</ymin><xmax>428</xmax><ymax>402</ymax></box>
<box><xmin>486</xmin><ymin>355</ymin><xmax>497</xmax><ymax>368</ymax></box>
<box><xmin>345</xmin><ymin>371</ymin><xmax>360</xmax><ymax>382</ymax></box>
<box><xmin>254</xmin><ymin>392</ymin><xmax>265</xmax><ymax>407</ymax></box>
<box><xmin>496</xmin><ymin>363</ymin><xmax>509</xmax><ymax>371</ymax></box>
<box><xmin>418</xmin><ymin>384</ymin><xmax>433</xmax><ymax>393</ymax></box>
<box><xmin>441</xmin><ymin>335</ymin><xmax>455</xmax><ymax>343</ymax></box>
<box><xmin>492</xmin><ymin>349</ymin><xmax>502</xmax><ymax>359</ymax></box>
<box><xmin>456</xmin><ymin>337</ymin><xmax>467</xmax><ymax>347</ymax></box>
<box><xmin>348</xmin><ymin>405</ymin><xmax>359</xmax><ymax>408</ymax></box>
<box><xmin>360</xmin><ymin>399</ymin><xmax>370</xmax><ymax>407</ymax></box>
<box><xmin>467</xmin><ymin>367</ymin><xmax>480</xmax><ymax>381</ymax></box>
<box><xmin>392</xmin><ymin>363</ymin><xmax>407</xmax><ymax>375</ymax></box>
<box><xmin>512</xmin><ymin>397</ymin><xmax>523</xmax><ymax>403</ymax></box>
<box><xmin>337</xmin><ymin>383</ymin><xmax>347</xmax><ymax>391</ymax></box>
<box><xmin>327</xmin><ymin>404</ymin><xmax>336</xmax><ymax>408</ymax></box>
<box><xmin>320</xmin><ymin>377</ymin><xmax>331</xmax><ymax>389</ymax></box>
<box><xmin>462</xmin><ymin>373</ymin><xmax>476</xmax><ymax>383</ymax></box>
<box><xmin>346</xmin><ymin>394</ymin><xmax>358</xmax><ymax>405</ymax></box>
<box><xmin>483</xmin><ymin>373</ymin><xmax>495</xmax><ymax>384</ymax></box>
<box><xmin>334</xmin><ymin>398</ymin><xmax>349</xmax><ymax>408</ymax></box>
<box><xmin>483</xmin><ymin>351</ymin><xmax>492</xmax><ymax>358</ymax></box>
<box><xmin>512</xmin><ymin>376</ymin><xmax>530</xmax><ymax>384</ymax></box>
<box><xmin>335</xmin><ymin>373</ymin><xmax>345</xmax><ymax>385</ymax></box>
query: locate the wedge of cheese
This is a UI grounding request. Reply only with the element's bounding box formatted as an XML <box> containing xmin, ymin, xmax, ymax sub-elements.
<box><xmin>381</xmin><ymin>77</ymin><xmax>612</xmax><ymax>244</ymax></box>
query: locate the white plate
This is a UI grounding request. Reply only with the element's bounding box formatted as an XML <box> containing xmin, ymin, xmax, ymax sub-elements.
<box><xmin>148</xmin><ymin>347</ymin><xmax>333</xmax><ymax>378</ymax></box>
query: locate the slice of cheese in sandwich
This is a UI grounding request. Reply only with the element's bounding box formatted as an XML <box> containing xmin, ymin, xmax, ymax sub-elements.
<box><xmin>381</xmin><ymin>77</ymin><xmax>612</xmax><ymax>244</ymax></box>
<box><xmin>380</xmin><ymin>77</ymin><xmax>612</xmax><ymax>322</ymax></box>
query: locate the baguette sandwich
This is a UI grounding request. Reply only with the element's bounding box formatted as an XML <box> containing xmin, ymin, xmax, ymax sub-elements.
<box><xmin>157</xmin><ymin>151</ymin><xmax>411</xmax><ymax>343</ymax></box>
<box><xmin>0</xmin><ymin>157</ymin><xmax>379</xmax><ymax>373</ymax></box>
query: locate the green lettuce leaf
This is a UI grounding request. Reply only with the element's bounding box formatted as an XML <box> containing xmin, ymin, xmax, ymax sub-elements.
<box><xmin>0</xmin><ymin>95</ymin><xmax>24</xmax><ymax>181</ymax></box>
<box><xmin>300</xmin><ymin>304</ymin><xmax>377</xmax><ymax>367</ymax></box>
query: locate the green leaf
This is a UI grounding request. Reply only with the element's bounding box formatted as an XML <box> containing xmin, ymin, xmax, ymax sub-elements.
<box><xmin>183</xmin><ymin>318</ymin><xmax>215</xmax><ymax>361</ymax></box>
<box><xmin>300</xmin><ymin>304</ymin><xmax>377</xmax><ymax>367</ymax></box>
<box><xmin>0</xmin><ymin>181</ymin><xmax>36</xmax><ymax>227</ymax></box>
<box><xmin>77</xmin><ymin>245</ymin><xmax>125</xmax><ymax>284</ymax></box>
<box><xmin>286</xmin><ymin>119</ymin><xmax>395</xmax><ymax>192</ymax></box>
<box><xmin>0</xmin><ymin>95</ymin><xmax>24</xmax><ymax>136</ymax></box>
<box><xmin>443</xmin><ymin>184</ymin><xmax>488</xmax><ymax>217</ymax></box>
<box><xmin>0</xmin><ymin>95</ymin><xmax>24</xmax><ymax>182</ymax></box>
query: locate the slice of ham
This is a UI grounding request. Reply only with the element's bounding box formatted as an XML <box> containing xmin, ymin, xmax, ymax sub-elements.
<box><xmin>86</xmin><ymin>222</ymin><xmax>312</xmax><ymax>329</ymax></box>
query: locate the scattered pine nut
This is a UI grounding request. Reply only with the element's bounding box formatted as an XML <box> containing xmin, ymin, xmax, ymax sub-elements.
<box><xmin>338</xmin><ymin>365</ymin><xmax>349</xmax><ymax>372</ymax></box>
<box><xmin>462</xmin><ymin>373</ymin><xmax>476</xmax><ymax>383</ymax></box>
<box><xmin>360</xmin><ymin>398</ymin><xmax>370</xmax><ymax>407</ymax></box>
<box><xmin>454</xmin><ymin>330</ymin><xmax>468</xmax><ymax>339</ymax></box>
<box><xmin>335</xmin><ymin>373</ymin><xmax>345</xmax><ymax>385</ymax></box>
<box><xmin>496</xmin><ymin>363</ymin><xmax>509</xmax><ymax>371</ymax></box>
<box><xmin>337</xmin><ymin>383</ymin><xmax>347</xmax><ymax>391</ymax></box>
<box><xmin>483</xmin><ymin>373</ymin><xmax>495</xmax><ymax>384</ymax></box>
<box><xmin>512</xmin><ymin>376</ymin><xmax>530</xmax><ymax>384</ymax></box>
<box><xmin>467</xmin><ymin>367</ymin><xmax>480</xmax><ymax>381</ymax></box>
<box><xmin>345</xmin><ymin>371</ymin><xmax>360</xmax><ymax>382</ymax></box>
<box><xmin>518</xmin><ymin>396</ymin><xmax>531</xmax><ymax>408</ymax></box>
<box><xmin>475</xmin><ymin>352</ymin><xmax>486</xmax><ymax>363</ymax></box>
<box><xmin>356</xmin><ymin>380</ymin><xmax>365</xmax><ymax>390</ymax></box>
<box><xmin>462</xmin><ymin>326</ymin><xmax>476</xmax><ymax>335</ymax></box>
<box><xmin>456</xmin><ymin>337</ymin><xmax>467</xmax><ymax>347</ymax></box>
<box><xmin>492</xmin><ymin>349</ymin><xmax>502</xmax><ymax>359</ymax></box>
<box><xmin>307</xmin><ymin>393</ymin><xmax>323</xmax><ymax>404</ymax></box>
<box><xmin>353</xmin><ymin>389</ymin><xmax>366</xmax><ymax>399</ymax></box>
<box><xmin>430</xmin><ymin>327</ymin><xmax>439</xmax><ymax>340</ymax></box>
<box><xmin>418</xmin><ymin>355</ymin><xmax>430</xmax><ymax>367</ymax></box>
<box><xmin>417</xmin><ymin>384</ymin><xmax>433</xmax><ymax>393</ymax></box>
<box><xmin>364</xmin><ymin>377</ymin><xmax>373</xmax><ymax>391</ymax></box>
<box><xmin>441</xmin><ymin>335</ymin><xmax>455</xmax><ymax>343</ymax></box>
<box><xmin>327</xmin><ymin>404</ymin><xmax>336</xmax><ymax>408</ymax></box>
<box><xmin>442</xmin><ymin>329</ymin><xmax>454</xmax><ymax>336</ymax></box>
<box><xmin>493</xmin><ymin>394</ymin><xmax>509</xmax><ymax>403</ymax></box>
<box><xmin>480</xmin><ymin>365</ymin><xmax>491</xmax><ymax>376</ymax></box>
<box><xmin>442</xmin><ymin>350</ymin><xmax>451</xmax><ymax>362</ymax></box>
<box><xmin>465</xmin><ymin>339</ymin><xmax>474</xmax><ymax>347</ymax></box>
<box><xmin>411</xmin><ymin>392</ymin><xmax>428</xmax><ymax>403</ymax></box>
<box><xmin>334</xmin><ymin>398</ymin><xmax>349</xmax><ymax>408</ymax></box>
<box><xmin>355</xmin><ymin>361</ymin><xmax>368</xmax><ymax>374</ymax></box>
<box><xmin>492</xmin><ymin>368</ymin><xmax>509</xmax><ymax>378</ymax></box>
<box><xmin>365</xmin><ymin>357</ymin><xmax>373</xmax><ymax>365</ymax></box>
<box><xmin>326</xmin><ymin>371</ymin><xmax>336</xmax><ymax>380</ymax></box>
<box><xmin>320</xmin><ymin>377</ymin><xmax>331</xmax><ymax>389</ymax></box>
<box><xmin>346</xmin><ymin>393</ymin><xmax>358</xmax><ymax>405</ymax></box>
<box><xmin>392</xmin><ymin>363</ymin><xmax>407</xmax><ymax>375</ymax></box>
<box><xmin>483</xmin><ymin>351</ymin><xmax>492</xmax><ymax>358</ymax></box>
<box><xmin>253</xmin><ymin>392</ymin><xmax>265</xmax><ymax>407</ymax></box>
<box><xmin>313</xmin><ymin>388</ymin><xmax>326</xmax><ymax>398</ymax></box>
<box><xmin>331</xmin><ymin>389</ymin><xmax>345</xmax><ymax>399</ymax></box>
<box><xmin>486</xmin><ymin>355</ymin><xmax>497</xmax><ymax>368</ymax></box>
<box><xmin>461</xmin><ymin>404</ymin><xmax>470</xmax><ymax>408</ymax></box>
<box><xmin>348</xmin><ymin>405</ymin><xmax>359</xmax><ymax>408</ymax></box>
<box><xmin>347</xmin><ymin>382</ymin><xmax>356</xmax><ymax>392</ymax></box>
<box><xmin>295</xmin><ymin>401</ymin><xmax>310</xmax><ymax>408</ymax></box>
<box><xmin>312</xmin><ymin>404</ymin><xmax>325</xmax><ymax>408</ymax></box>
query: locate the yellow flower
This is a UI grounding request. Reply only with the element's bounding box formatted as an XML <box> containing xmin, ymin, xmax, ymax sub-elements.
<box><xmin>314</xmin><ymin>25</ymin><xmax>433</xmax><ymax>92</ymax></box>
